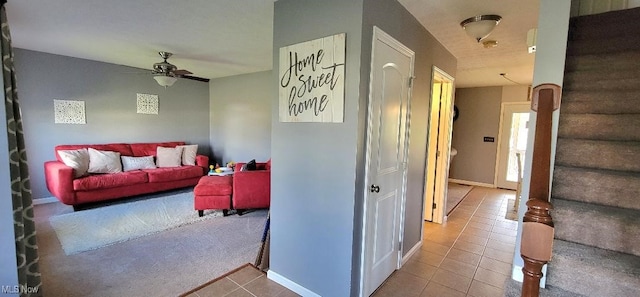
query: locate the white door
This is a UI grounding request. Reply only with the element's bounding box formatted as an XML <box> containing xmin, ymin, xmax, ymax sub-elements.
<box><xmin>495</xmin><ymin>103</ymin><xmax>531</xmax><ymax>189</ymax></box>
<box><xmin>423</xmin><ymin>68</ymin><xmax>455</xmax><ymax>223</ymax></box>
<box><xmin>361</xmin><ymin>27</ymin><xmax>414</xmax><ymax>297</ymax></box>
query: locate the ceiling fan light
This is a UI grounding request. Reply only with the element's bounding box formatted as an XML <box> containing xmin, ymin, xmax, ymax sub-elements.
<box><xmin>154</xmin><ymin>75</ymin><xmax>177</xmax><ymax>87</ymax></box>
<box><xmin>460</xmin><ymin>15</ymin><xmax>502</xmax><ymax>42</ymax></box>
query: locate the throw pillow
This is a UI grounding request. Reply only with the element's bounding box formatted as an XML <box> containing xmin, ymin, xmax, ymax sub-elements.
<box><xmin>246</xmin><ymin>159</ymin><xmax>257</xmax><ymax>171</ymax></box>
<box><xmin>58</xmin><ymin>148</ymin><xmax>90</xmax><ymax>178</ymax></box>
<box><xmin>88</xmin><ymin>148</ymin><xmax>122</xmax><ymax>174</ymax></box>
<box><xmin>121</xmin><ymin>156</ymin><xmax>157</xmax><ymax>172</ymax></box>
<box><xmin>156</xmin><ymin>146</ymin><xmax>183</xmax><ymax>168</ymax></box>
<box><xmin>177</xmin><ymin>144</ymin><xmax>198</xmax><ymax>166</ymax></box>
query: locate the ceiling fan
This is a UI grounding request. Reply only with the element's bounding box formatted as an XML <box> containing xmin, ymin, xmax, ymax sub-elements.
<box><xmin>151</xmin><ymin>51</ymin><xmax>209</xmax><ymax>86</ymax></box>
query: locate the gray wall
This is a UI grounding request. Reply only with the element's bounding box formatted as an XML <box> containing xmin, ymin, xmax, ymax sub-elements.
<box><xmin>0</xmin><ymin>90</ymin><xmax>19</xmax><ymax>295</ymax></box>
<box><xmin>361</xmin><ymin>0</ymin><xmax>457</xmax><ymax>261</ymax></box>
<box><xmin>271</xmin><ymin>0</ymin><xmax>364</xmax><ymax>296</ymax></box>
<box><xmin>14</xmin><ymin>49</ymin><xmax>210</xmax><ymax>199</ymax></box>
<box><xmin>450</xmin><ymin>87</ymin><xmax>502</xmax><ymax>184</ymax></box>
<box><xmin>450</xmin><ymin>86</ymin><xmax>530</xmax><ymax>185</ymax></box>
<box><xmin>209</xmin><ymin>71</ymin><xmax>272</xmax><ymax>166</ymax></box>
<box><xmin>271</xmin><ymin>0</ymin><xmax>456</xmax><ymax>295</ymax></box>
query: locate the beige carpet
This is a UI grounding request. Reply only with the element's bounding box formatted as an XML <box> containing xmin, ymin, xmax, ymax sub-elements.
<box><xmin>35</xmin><ymin>189</ymin><xmax>268</xmax><ymax>297</ymax></box>
<box><xmin>446</xmin><ymin>183</ymin><xmax>473</xmax><ymax>214</ymax></box>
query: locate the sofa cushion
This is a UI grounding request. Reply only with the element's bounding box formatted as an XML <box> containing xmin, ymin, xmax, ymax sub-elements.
<box><xmin>156</xmin><ymin>146</ymin><xmax>183</xmax><ymax>168</ymax></box>
<box><xmin>177</xmin><ymin>144</ymin><xmax>198</xmax><ymax>166</ymax></box>
<box><xmin>121</xmin><ymin>156</ymin><xmax>157</xmax><ymax>172</ymax></box>
<box><xmin>88</xmin><ymin>148</ymin><xmax>123</xmax><ymax>174</ymax></box>
<box><xmin>144</xmin><ymin>166</ymin><xmax>203</xmax><ymax>183</ymax></box>
<box><xmin>55</xmin><ymin>143</ymin><xmax>133</xmax><ymax>162</ymax></box>
<box><xmin>58</xmin><ymin>148</ymin><xmax>90</xmax><ymax>178</ymax></box>
<box><xmin>130</xmin><ymin>142</ymin><xmax>184</xmax><ymax>157</ymax></box>
<box><xmin>73</xmin><ymin>171</ymin><xmax>148</xmax><ymax>191</ymax></box>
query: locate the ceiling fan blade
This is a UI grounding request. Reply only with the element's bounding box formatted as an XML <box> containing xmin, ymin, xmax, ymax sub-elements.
<box><xmin>181</xmin><ymin>75</ymin><xmax>210</xmax><ymax>83</ymax></box>
<box><xmin>173</xmin><ymin>69</ymin><xmax>193</xmax><ymax>75</ymax></box>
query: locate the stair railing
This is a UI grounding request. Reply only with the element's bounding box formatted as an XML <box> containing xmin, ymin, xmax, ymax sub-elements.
<box><xmin>520</xmin><ymin>83</ymin><xmax>562</xmax><ymax>297</ymax></box>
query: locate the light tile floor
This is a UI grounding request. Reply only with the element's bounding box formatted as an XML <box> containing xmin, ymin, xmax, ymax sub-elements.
<box><xmin>183</xmin><ymin>187</ymin><xmax>516</xmax><ymax>297</ymax></box>
<box><xmin>372</xmin><ymin>187</ymin><xmax>518</xmax><ymax>297</ymax></box>
<box><xmin>182</xmin><ymin>264</ymin><xmax>301</xmax><ymax>297</ymax></box>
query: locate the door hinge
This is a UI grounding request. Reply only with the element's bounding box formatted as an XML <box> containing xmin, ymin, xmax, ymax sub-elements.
<box><xmin>433</xmin><ymin>203</ymin><xmax>437</xmax><ymax>209</ymax></box>
<box><xmin>408</xmin><ymin>76</ymin><xmax>415</xmax><ymax>88</ymax></box>
<box><xmin>398</xmin><ymin>241</ymin><xmax>402</xmax><ymax>251</ymax></box>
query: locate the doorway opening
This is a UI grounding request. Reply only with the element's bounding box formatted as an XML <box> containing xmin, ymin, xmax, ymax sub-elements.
<box><xmin>495</xmin><ymin>102</ymin><xmax>530</xmax><ymax>190</ymax></box>
<box><xmin>423</xmin><ymin>67</ymin><xmax>454</xmax><ymax>224</ymax></box>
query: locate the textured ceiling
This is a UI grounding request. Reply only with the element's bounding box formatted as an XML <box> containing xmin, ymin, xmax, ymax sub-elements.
<box><xmin>6</xmin><ymin>0</ymin><xmax>275</xmax><ymax>80</ymax></box>
<box><xmin>5</xmin><ymin>0</ymin><xmax>538</xmax><ymax>88</ymax></box>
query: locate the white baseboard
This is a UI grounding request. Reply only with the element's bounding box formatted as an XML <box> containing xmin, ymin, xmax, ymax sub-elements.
<box><xmin>33</xmin><ymin>197</ymin><xmax>58</xmax><ymax>205</ymax></box>
<box><xmin>267</xmin><ymin>269</ymin><xmax>321</xmax><ymax>297</ymax></box>
<box><xmin>448</xmin><ymin>178</ymin><xmax>495</xmax><ymax>188</ymax></box>
<box><xmin>402</xmin><ymin>241</ymin><xmax>422</xmax><ymax>265</ymax></box>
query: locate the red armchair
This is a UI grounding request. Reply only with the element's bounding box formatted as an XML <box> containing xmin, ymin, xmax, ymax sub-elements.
<box><xmin>233</xmin><ymin>161</ymin><xmax>270</xmax><ymax>211</ymax></box>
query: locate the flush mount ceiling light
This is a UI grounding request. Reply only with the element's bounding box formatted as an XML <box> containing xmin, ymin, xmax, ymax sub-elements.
<box><xmin>153</xmin><ymin>74</ymin><xmax>177</xmax><ymax>87</ymax></box>
<box><xmin>460</xmin><ymin>14</ymin><xmax>502</xmax><ymax>42</ymax></box>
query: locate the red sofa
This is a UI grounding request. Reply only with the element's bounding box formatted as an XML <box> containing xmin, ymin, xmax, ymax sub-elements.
<box><xmin>44</xmin><ymin>142</ymin><xmax>208</xmax><ymax>208</ymax></box>
<box><xmin>232</xmin><ymin>161</ymin><xmax>271</xmax><ymax>210</ymax></box>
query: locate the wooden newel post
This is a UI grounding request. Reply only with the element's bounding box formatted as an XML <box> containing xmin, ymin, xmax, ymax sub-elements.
<box><xmin>520</xmin><ymin>84</ymin><xmax>561</xmax><ymax>297</ymax></box>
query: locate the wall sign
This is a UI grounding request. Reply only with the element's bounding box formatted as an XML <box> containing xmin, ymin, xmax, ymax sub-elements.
<box><xmin>279</xmin><ymin>33</ymin><xmax>346</xmax><ymax>122</ymax></box>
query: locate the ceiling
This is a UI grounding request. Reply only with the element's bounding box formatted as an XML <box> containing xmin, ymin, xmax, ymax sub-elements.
<box><xmin>5</xmin><ymin>0</ymin><xmax>538</xmax><ymax>88</ymax></box>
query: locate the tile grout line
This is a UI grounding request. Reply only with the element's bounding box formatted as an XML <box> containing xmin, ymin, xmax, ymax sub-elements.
<box><xmin>435</xmin><ymin>188</ymin><xmax>491</xmax><ymax>294</ymax></box>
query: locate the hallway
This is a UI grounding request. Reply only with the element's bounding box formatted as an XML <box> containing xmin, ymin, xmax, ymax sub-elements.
<box><xmin>373</xmin><ymin>187</ymin><xmax>517</xmax><ymax>297</ymax></box>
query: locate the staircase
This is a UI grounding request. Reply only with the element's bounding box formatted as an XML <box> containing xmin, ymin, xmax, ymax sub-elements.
<box><xmin>547</xmin><ymin>7</ymin><xmax>640</xmax><ymax>296</ymax></box>
<box><xmin>506</xmin><ymin>7</ymin><xmax>640</xmax><ymax>297</ymax></box>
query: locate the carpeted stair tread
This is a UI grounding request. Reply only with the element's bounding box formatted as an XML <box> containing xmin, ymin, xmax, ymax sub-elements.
<box><xmin>566</xmin><ymin>35</ymin><xmax>640</xmax><ymax>56</ymax></box>
<box><xmin>564</xmin><ymin>68</ymin><xmax>640</xmax><ymax>85</ymax></box>
<box><xmin>558</xmin><ymin>114</ymin><xmax>640</xmax><ymax>141</ymax></box>
<box><xmin>562</xmin><ymin>75</ymin><xmax>640</xmax><ymax>91</ymax></box>
<box><xmin>552</xmin><ymin>166</ymin><xmax>640</xmax><ymax>210</ymax></box>
<box><xmin>562</xmin><ymin>90</ymin><xmax>640</xmax><ymax>104</ymax></box>
<box><xmin>546</xmin><ymin>240</ymin><xmax>640</xmax><ymax>297</ymax></box>
<box><xmin>503</xmin><ymin>279</ymin><xmax>583</xmax><ymax>297</ymax></box>
<box><xmin>555</xmin><ymin>138</ymin><xmax>640</xmax><ymax>172</ymax></box>
<box><xmin>561</xmin><ymin>99</ymin><xmax>640</xmax><ymax>115</ymax></box>
<box><xmin>565</xmin><ymin>51</ymin><xmax>640</xmax><ymax>72</ymax></box>
<box><xmin>568</xmin><ymin>7</ymin><xmax>640</xmax><ymax>41</ymax></box>
<box><xmin>551</xmin><ymin>199</ymin><xmax>640</xmax><ymax>256</ymax></box>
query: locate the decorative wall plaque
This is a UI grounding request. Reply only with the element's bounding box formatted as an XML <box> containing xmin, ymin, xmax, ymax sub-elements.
<box><xmin>54</xmin><ymin>99</ymin><xmax>86</xmax><ymax>124</ymax></box>
<box><xmin>137</xmin><ymin>93</ymin><xmax>159</xmax><ymax>114</ymax></box>
<box><xmin>279</xmin><ymin>33</ymin><xmax>346</xmax><ymax>122</ymax></box>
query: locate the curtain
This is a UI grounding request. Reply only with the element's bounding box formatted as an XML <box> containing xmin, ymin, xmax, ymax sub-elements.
<box><xmin>1</xmin><ymin>1</ymin><xmax>42</xmax><ymax>296</ymax></box>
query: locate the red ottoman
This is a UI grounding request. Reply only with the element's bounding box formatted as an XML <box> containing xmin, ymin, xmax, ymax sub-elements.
<box><xmin>194</xmin><ymin>175</ymin><xmax>233</xmax><ymax>217</ymax></box>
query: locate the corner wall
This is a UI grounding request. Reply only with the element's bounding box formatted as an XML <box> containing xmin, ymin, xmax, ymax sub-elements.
<box><xmin>270</xmin><ymin>0</ymin><xmax>364</xmax><ymax>296</ymax></box>
<box><xmin>209</xmin><ymin>71</ymin><xmax>272</xmax><ymax>165</ymax></box>
<box><xmin>14</xmin><ymin>49</ymin><xmax>210</xmax><ymax>199</ymax></box>
<box><xmin>512</xmin><ymin>0</ymin><xmax>571</xmax><ymax>284</ymax></box>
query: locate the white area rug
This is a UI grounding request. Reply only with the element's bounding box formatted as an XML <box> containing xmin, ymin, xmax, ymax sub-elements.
<box><xmin>50</xmin><ymin>190</ymin><xmax>221</xmax><ymax>255</ymax></box>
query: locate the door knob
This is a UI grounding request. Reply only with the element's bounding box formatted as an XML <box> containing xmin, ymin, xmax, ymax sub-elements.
<box><xmin>370</xmin><ymin>184</ymin><xmax>380</xmax><ymax>193</ymax></box>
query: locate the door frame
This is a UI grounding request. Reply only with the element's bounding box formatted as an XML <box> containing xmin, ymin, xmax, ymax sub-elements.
<box><xmin>423</xmin><ymin>66</ymin><xmax>455</xmax><ymax>224</ymax></box>
<box><xmin>359</xmin><ymin>26</ymin><xmax>414</xmax><ymax>297</ymax></box>
<box><xmin>494</xmin><ymin>102</ymin><xmax>531</xmax><ymax>189</ymax></box>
